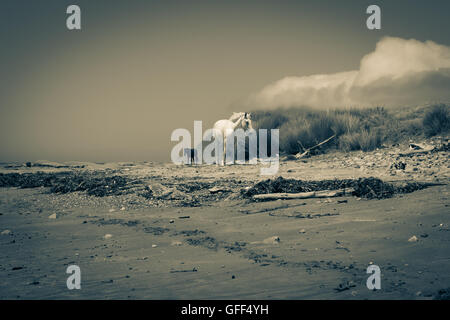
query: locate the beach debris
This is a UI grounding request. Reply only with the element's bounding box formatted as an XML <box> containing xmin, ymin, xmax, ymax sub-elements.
<box><xmin>409</xmin><ymin>143</ymin><xmax>425</xmax><ymax>150</ymax></box>
<box><xmin>186</xmin><ymin>237</ymin><xmax>218</xmax><ymax>250</ymax></box>
<box><xmin>178</xmin><ymin>216</ymin><xmax>190</xmax><ymax>219</ymax></box>
<box><xmin>169</xmin><ymin>219</ymin><xmax>175</xmax><ymax>223</ymax></box>
<box><xmin>391</xmin><ymin>161</ymin><xmax>406</xmax><ymax>170</ymax></box>
<box><xmin>143</xmin><ymin>182</ymin><xmax>192</xmax><ymax>201</ymax></box>
<box><xmin>299</xmin><ymin>229</ymin><xmax>306</xmax><ymax>234</ymax></box>
<box><xmin>143</xmin><ymin>226</ymin><xmax>169</xmax><ymax>235</ymax></box>
<box><xmin>145</xmin><ymin>183</ymin><xmax>171</xmax><ymax>199</ymax></box>
<box><xmin>1</xmin><ymin>230</ymin><xmax>11</xmax><ymax>235</ymax></box>
<box><xmin>177</xmin><ymin>230</ymin><xmax>206</xmax><ymax>237</ymax></box>
<box><xmin>209</xmin><ymin>186</ymin><xmax>231</xmax><ymax>194</ymax></box>
<box><xmin>152</xmin><ymin>244</ymin><xmax>158</xmax><ymax>248</ymax></box>
<box><xmin>334</xmin><ymin>280</ymin><xmax>356</xmax><ymax>292</ymax></box>
<box><xmin>223</xmin><ymin>241</ymin><xmax>246</xmax><ymax>253</ymax></box>
<box><xmin>262</xmin><ymin>236</ymin><xmax>280</xmax><ymax>244</ymax></box>
<box><xmin>108</xmin><ymin>208</ymin><xmax>116</xmax><ymax>213</ymax></box>
<box><xmin>435</xmin><ymin>141</ymin><xmax>450</xmax><ymax>152</ymax></box>
<box><xmin>90</xmin><ymin>218</ymin><xmax>139</xmax><ymax>227</ymax></box>
<box><xmin>170</xmin><ymin>267</ymin><xmax>197</xmax><ymax>273</ymax></box>
<box><xmin>0</xmin><ymin>171</ymin><xmax>132</xmax><ymax>196</ymax></box>
<box><xmin>48</xmin><ymin>213</ymin><xmax>57</xmax><ymax>219</ymax></box>
<box><xmin>408</xmin><ymin>235</ymin><xmax>418</xmax><ymax>242</ymax></box>
<box><xmin>269</xmin><ymin>211</ymin><xmax>339</xmax><ymax>219</ymax></box>
<box><xmin>299</xmin><ymin>212</ymin><xmax>339</xmax><ymax>219</ymax></box>
<box><xmin>399</xmin><ymin>143</ymin><xmax>435</xmax><ymax>156</ymax></box>
<box><xmin>244</xmin><ymin>176</ymin><xmax>432</xmax><ymax>200</ymax></box>
<box><xmin>252</xmin><ymin>188</ymin><xmax>354</xmax><ymax>201</ymax></box>
<box><xmin>103</xmin><ymin>234</ymin><xmax>113</xmax><ymax>239</ymax></box>
<box><xmin>101</xmin><ymin>279</ymin><xmax>114</xmax><ymax>284</ymax></box>
<box><xmin>171</xmin><ymin>241</ymin><xmax>183</xmax><ymax>246</ymax></box>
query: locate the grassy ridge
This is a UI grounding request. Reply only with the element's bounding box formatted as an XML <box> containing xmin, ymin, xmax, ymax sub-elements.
<box><xmin>250</xmin><ymin>104</ymin><xmax>449</xmax><ymax>155</ymax></box>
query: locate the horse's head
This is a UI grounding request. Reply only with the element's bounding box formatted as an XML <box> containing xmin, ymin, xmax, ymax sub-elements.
<box><xmin>229</xmin><ymin>112</ymin><xmax>245</xmax><ymax>122</ymax></box>
<box><xmin>242</xmin><ymin>112</ymin><xmax>253</xmax><ymax>130</ymax></box>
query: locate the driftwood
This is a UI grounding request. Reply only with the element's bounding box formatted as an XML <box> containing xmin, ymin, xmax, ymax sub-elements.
<box><xmin>295</xmin><ymin>134</ymin><xmax>336</xmax><ymax>159</ymax></box>
<box><xmin>268</xmin><ymin>212</ymin><xmax>340</xmax><ymax>219</ymax></box>
<box><xmin>252</xmin><ymin>188</ymin><xmax>355</xmax><ymax>201</ymax></box>
<box><xmin>399</xmin><ymin>143</ymin><xmax>435</xmax><ymax>156</ymax></box>
<box><xmin>209</xmin><ymin>186</ymin><xmax>231</xmax><ymax>194</ymax></box>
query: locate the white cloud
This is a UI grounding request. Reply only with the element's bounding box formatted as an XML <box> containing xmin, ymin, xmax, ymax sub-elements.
<box><xmin>248</xmin><ymin>37</ymin><xmax>450</xmax><ymax>109</ymax></box>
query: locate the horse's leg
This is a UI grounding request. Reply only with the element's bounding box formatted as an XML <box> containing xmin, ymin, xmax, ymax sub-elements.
<box><xmin>183</xmin><ymin>149</ymin><xmax>188</xmax><ymax>165</ymax></box>
<box><xmin>215</xmin><ymin>138</ymin><xmax>220</xmax><ymax>166</ymax></box>
<box><xmin>222</xmin><ymin>136</ymin><xmax>226</xmax><ymax>166</ymax></box>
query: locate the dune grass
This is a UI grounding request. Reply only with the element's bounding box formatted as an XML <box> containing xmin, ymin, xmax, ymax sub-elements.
<box><xmin>250</xmin><ymin>104</ymin><xmax>449</xmax><ymax>155</ymax></box>
<box><xmin>423</xmin><ymin>104</ymin><xmax>450</xmax><ymax>137</ymax></box>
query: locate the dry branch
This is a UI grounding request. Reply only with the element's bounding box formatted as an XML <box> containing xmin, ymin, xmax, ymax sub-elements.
<box><xmin>295</xmin><ymin>134</ymin><xmax>336</xmax><ymax>159</ymax></box>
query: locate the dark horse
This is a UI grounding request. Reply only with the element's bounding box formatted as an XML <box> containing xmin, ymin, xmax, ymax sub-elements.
<box><xmin>183</xmin><ymin>148</ymin><xmax>198</xmax><ymax>165</ymax></box>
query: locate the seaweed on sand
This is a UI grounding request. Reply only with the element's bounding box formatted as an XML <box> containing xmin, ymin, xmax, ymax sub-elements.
<box><xmin>0</xmin><ymin>172</ymin><xmax>134</xmax><ymax>197</ymax></box>
<box><xmin>243</xmin><ymin>176</ymin><xmax>431</xmax><ymax>200</ymax></box>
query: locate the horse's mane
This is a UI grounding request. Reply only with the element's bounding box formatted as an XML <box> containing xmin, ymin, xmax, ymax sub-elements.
<box><xmin>228</xmin><ymin>112</ymin><xmax>253</xmax><ymax>129</ymax></box>
<box><xmin>229</xmin><ymin>112</ymin><xmax>244</xmax><ymax>122</ymax></box>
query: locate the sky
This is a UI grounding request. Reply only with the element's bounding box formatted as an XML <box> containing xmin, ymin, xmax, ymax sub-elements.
<box><xmin>1</xmin><ymin>0</ymin><xmax>449</xmax><ymax>162</ymax></box>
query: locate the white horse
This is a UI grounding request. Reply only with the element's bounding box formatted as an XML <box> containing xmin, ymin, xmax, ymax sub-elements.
<box><xmin>213</xmin><ymin>112</ymin><xmax>253</xmax><ymax>165</ymax></box>
<box><xmin>229</xmin><ymin>112</ymin><xmax>245</xmax><ymax>122</ymax></box>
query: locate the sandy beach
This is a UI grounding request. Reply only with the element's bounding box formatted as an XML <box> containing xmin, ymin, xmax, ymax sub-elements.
<box><xmin>1</xmin><ymin>143</ymin><xmax>449</xmax><ymax>299</ymax></box>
